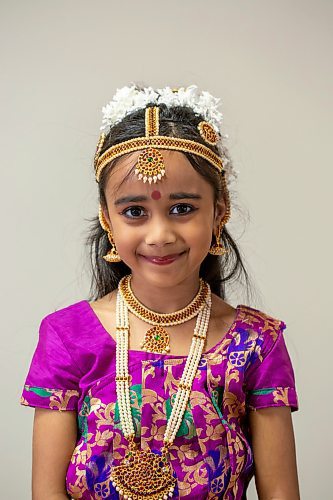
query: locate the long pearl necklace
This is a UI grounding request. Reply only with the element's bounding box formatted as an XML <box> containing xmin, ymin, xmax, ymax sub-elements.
<box><xmin>110</xmin><ymin>278</ymin><xmax>212</xmax><ymax>500</ymax></box>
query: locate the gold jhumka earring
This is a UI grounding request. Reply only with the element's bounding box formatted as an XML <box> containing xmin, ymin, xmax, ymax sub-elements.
<box><xmin>209</xmin><ymin>176</ymin><xmax>231</xmax><ymax>256</ymax></box>
<box><xmin>94</xmin><ymin>135</ymin><xmax>121</xmax><ymax>263</ymax></box>
<box><xmin>98</xmin><ymin>205</ymin><xmax>122</xmax><ymax>263</ymax></box>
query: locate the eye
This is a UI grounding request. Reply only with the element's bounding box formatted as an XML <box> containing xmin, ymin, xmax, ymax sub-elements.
<box><xmin>121</xmin><ymin>206</ymin><xmax>146</xmax><ymax>219</ymax></box>
<box><xmin>120</xmin><ymin>203</ymin><xmax>196</xmax><ymax>220</ymax></box>
<box><xmin>170</xmin><ymin>203</ymin><xmax>196</xmax><ymax>215</ymax></box>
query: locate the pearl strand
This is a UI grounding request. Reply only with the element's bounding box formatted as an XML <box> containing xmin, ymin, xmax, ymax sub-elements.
<box><xmin>120</xmin><ymin>296</ymin><xmax>134</xmax><ymax>437</ymax></box>
<box><xmin>116</xmin><ymin>291</ymin><xmax>135</xmax><ymax>438</ymax></box>
<box><xmin>115</xmin><ymin>284</ymin><xmax>211</xmax><ymax>447</ymax></box>
<box><xmin>164</xmin><ymin>293</ymin><xmax>211</xmax><ymax>443</ymax></box>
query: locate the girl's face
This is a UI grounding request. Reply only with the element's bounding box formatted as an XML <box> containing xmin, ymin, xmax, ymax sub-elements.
<box><xmin>103</xmin><ymin>150</ymin><xmax>225</xmax><ymax>288</ymax></box>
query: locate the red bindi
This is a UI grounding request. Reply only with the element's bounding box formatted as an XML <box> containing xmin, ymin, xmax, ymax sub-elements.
<box><xmin>151</xmin><ymin>190</ymin><xmax>161</xmax><ymax>200</ymax></box>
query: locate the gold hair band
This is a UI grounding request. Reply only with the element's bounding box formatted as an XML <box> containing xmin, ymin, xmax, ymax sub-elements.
<box><xmin>95</xmin><ymin>106</ymin><xmax>224</xmax><ymax>183</ymax></box>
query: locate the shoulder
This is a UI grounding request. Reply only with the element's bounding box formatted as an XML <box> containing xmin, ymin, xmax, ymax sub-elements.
<box><xmin>39</xmin><ymin>299</ymin><xmax>98</xmax><ymax>346</ymax></box>
<box><xmin>42</xmin><ymin>299</ymin><xmax>89</xmax><ymax>327</ymax></box>
<box><xmin>238</xmin><ymin>304</ymin><xmax>286</xmax><ymax>328</ymax></box>
<box><xmin>211</xmin><ymin>294</ymin><xmax>238</xmax><ymax>330</ymax></box>
<box><xmin>41</xmin><ymin>292</ymin><xmax>115</xmax><ymax>340</ymax></box>
<box><xmin>237</xmin><ymin>304</ymin><xmax>286</xmax><ymax>340</ymax></box>
<box><xmin>211</xmin><ymin>295</ymin><xmax>286</xmax><ymax>342</ymax></box>
<box><xmin>234</xmin><ymin>304</ymin><xmax>288</xmax><ymax>369</ymax></box>
<box><xmin>88</xmin><ymin>290</ymin><xmax>116</xmax><ymax>316</ymax></box>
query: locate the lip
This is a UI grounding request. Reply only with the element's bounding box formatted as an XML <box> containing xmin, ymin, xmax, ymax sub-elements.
<box><xmin>140</xmin><ymin>251</ymin><xmax>186</xmax><ymax>265</ymax></box>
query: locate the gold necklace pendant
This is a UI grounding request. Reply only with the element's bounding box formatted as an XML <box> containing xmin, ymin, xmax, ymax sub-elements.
<box><xmin>140</xmin><ymin>326</ymin><xmax>170</xmax><ymax>354</ymax></box>
<box><xmin>110</xmin><ymin>447</ymin><xmax>176</xmax><ymax>499</ymax></box>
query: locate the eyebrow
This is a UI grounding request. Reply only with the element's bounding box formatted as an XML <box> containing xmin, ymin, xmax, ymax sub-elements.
<box><xmin>114</xmin><ymin>192</ymin><xmax>202</xmax><ymax>205</ymax></box>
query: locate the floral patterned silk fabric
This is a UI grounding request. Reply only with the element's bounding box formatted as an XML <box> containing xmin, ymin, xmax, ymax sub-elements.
<box><xmin>20</xmin><ymin>301</ymin><xmax>298</xmax><ymax>499</ymax></box>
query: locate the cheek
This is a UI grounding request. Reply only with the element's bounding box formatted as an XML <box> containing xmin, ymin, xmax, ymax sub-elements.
<box><xmin>186</xmin><ymin>220</ymin><xmax>213</xmax><ymax>248</ymax></box>
<box><xmin>113</xmin><ymin>226</ymin><xmax>142</xmax><ymax>253</ymax></box>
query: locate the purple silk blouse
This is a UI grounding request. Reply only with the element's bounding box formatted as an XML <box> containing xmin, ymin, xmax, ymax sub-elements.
<box><xmin>20</xmin><ymin>300</ymin><xmax>298</xmax><ymax>499</ymax></box>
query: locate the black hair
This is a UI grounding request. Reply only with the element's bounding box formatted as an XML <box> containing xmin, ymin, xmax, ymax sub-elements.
<box><xmin>86</xmin><ymin>103</ymin><xmax>252</xmax><ymax>301</ymax></box>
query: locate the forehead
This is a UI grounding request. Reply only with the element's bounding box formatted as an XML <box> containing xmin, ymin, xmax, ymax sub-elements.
<box><xmin>105</xmin><ymin>150</ymin><xmax>213</xmax><ymax>198</ymax></box>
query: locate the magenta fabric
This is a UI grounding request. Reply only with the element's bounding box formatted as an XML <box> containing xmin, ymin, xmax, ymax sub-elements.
<box><xmin>20</xmin><ymin>301</ymin><xmax>298</xmax><ymax>499</ymax></box>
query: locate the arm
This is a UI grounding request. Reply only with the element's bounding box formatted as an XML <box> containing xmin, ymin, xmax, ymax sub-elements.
<box><xmin>249</xmin><ymin>406</ymin><xmax>300</xmax><ymax>500</ymax></box>
<box><xmin>32</xmin><ymin>408</ymin><xmax>77</xmax><ymax>500</ymax></box>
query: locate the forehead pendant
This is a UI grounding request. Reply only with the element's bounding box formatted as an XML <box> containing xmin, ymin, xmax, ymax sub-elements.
<box><xmin>135</xmin><ymin>107</ymin><xmax>166</xmax><ymax>184</ymax></box>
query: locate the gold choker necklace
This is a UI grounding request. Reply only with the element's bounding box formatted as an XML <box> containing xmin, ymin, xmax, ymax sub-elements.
<box><xmin>118</xmin><ymin>275</ymin><xmax>209</xmax><ymax>354</ymax></box>
<box><xmin>111</xmin><ymin>284</ymin><xmax>212</xmax><ymax>499</ymax></box>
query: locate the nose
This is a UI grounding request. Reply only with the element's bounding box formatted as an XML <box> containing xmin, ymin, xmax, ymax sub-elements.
<box><xmin>144</xmin><ymin>216</ymin><xmax>177</xmax><ymax>247</ymax></box>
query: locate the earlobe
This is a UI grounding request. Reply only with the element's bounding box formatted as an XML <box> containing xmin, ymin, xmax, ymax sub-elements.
<box><xmin>98</xmin><ymin>204</ymin><xmax>113</xmax><ymax>233</ymax></box>
<box><xmin>105</xmin><ymin>211</ymin><xmax>113</xmax><ymax>232</ymax></box>
<box><xmin>98</xmin><ymin>204</ymin><xmax>121</xmax><ymax>263</ymax></box>
<box><xmin>214</xmin><ymin>200</ymin><xmax>226</xmax><ymax>232</ymax></box>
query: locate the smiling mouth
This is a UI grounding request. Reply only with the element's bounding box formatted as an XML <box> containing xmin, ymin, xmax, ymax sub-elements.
<box><xmin>140</xmin><ymin>251</ymin><xmax>187</xmax><ymax>264</ymax></box>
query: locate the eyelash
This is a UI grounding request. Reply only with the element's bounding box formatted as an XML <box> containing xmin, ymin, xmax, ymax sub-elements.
<box><xmin>120</xmin><ymin>203</ymin><xmax>197</xmax><ymax>219</ymax></box>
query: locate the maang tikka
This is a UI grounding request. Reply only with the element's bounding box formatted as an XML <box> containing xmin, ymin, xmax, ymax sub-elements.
<box><xmin>135</xmin><ymin>106</ymin><xmax>166</xmax><ymax>184</ymax></box>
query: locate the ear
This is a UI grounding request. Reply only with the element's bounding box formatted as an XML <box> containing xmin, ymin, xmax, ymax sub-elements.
<box><xmin>213</xmin><ymin>199</ymin><xmax>226</xmax><ymax>235</ymax></box>
<box><xmin>100</xmin><ymin>203</ymin><xmax>113</xmax><ymax>232</ymax></box>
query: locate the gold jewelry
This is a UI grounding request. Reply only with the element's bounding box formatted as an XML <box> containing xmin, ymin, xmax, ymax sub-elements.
<box><xmin>95</xmin><ymin>106</ymin><xmax>224</xmax><ymax>183</ymax></box>
<box><xmin>209</xmin><ymin>221</ymin><xmax>228</xmax><ymax>256</ymax></box>
<box><xmin>98</xmin><ymin>205</ymin><xmax>122</xmax><ymax>263</ymax></box>
<box><xmin>94</xmin><ymin>132</ymin><xmax>106</xmax><ymax>170</ymax></box>
<box><xmin>119</xmin><ymin>275</ymin><xmax>208</xmax><ymax>325</ymax></box>
<box><xmin>103</xmin><ymin>240</ymin><xmax>122</xmax><ymax>263</ymax></box>
<box><xmin>134</xmin><ymin>107</ymin><xmax>166</xmax><ymax>185</ymax></box>
<box><xmin>111</xmin><ymin>282</ymin><xmax>212</xmax><ymax>499</ymax></box>
<box><xmin>197</xmin><ymin>121</ymin><xmax>219</xmax><ymax>146</ymax></box>
<box><xmin>209</xmin><ymin>175</ymin><xmax>231</xmax><ymax>256</ymax></box>
<box><xmin>140</xmin><ymin>325</ymin><xmax>171</xmax><ymax>354</ymax></box>
<box><xmin>119</xmin><ymin>275</ymin><xmax>209</xmax><ymax>354</ymax></box>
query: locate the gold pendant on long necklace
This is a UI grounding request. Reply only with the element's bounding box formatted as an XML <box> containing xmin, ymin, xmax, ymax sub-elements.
<box><xmin>110</xmin><ymin>447</ymin><xmax>176</xmax><ymax>499</ymax></box>
<box><xmin>140</xmin><ymin>326</ymin><xmax>170</xmax><ymax>354</ymax></box>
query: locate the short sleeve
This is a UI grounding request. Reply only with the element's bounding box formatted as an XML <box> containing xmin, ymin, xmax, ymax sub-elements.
<box><xmin>245</xmin><ymin>325</ymin><xmax>299</xmax><ymax>412</ymax></box>
<box><xmin>20</xmin><ymin>316</ymin><xmax>81</xmax><ymax>411</ymax></box>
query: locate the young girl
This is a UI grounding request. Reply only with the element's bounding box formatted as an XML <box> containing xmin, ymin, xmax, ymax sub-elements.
<box><xmin>20</xmin><ymin>85</ymin><xmax>300</xmax><ymax>499</ymax></box>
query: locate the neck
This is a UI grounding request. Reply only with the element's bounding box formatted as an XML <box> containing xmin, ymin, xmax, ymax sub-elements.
<box><xmin>129</xmin><ymin>273</ymin><xmax>202</xmax><ymax>313</ymax></box>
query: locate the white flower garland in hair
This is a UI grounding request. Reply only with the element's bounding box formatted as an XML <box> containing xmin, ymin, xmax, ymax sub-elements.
<box><xmin>100</xmin><ymin>84</ymin><xmax>238</xmax><ymax>185</ymax></box>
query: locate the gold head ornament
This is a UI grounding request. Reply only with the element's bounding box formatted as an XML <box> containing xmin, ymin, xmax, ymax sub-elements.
<box><xmin>94</xmin><ymin>105</ymin><xmax>224</xmax><ymax>184</ymax></box>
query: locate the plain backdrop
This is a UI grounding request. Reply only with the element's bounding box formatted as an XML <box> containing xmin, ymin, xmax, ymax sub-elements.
<box><xmin>1</xmin><ymin>0</ymin><xmax>332</xmax><ymax>498</ymax></box>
